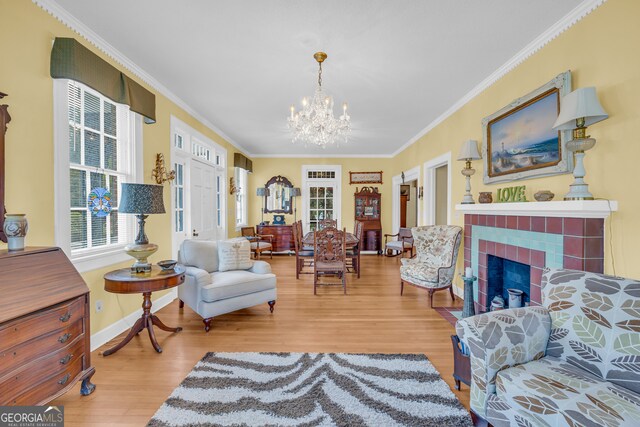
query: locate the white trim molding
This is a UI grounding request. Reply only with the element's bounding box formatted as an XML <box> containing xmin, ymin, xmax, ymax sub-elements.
<box><xmin>391</xmin><ymin>0</ymin><xmax>607</xmax><ymax>158</ymax></box>
<box><xmin>455</xmin><ymin>200</ymin><xmax>618</xmax><ymax>219</ymax></box>
<box><xmin>423</xmin><ymin>153</ymin><xmax>452</xmax><ymax>226</ymax></box>
<box><xmin>90</xmin><ymin>290</ymin><xmax>177</xmax><ymax>351</ymax></box>
<box><xmin>33</xmin><ymin>0</ymin><xmax>251</xmax><ymax>157</ymax></box>
<box><xmin>391</xmin><ymin>166</ymin><xmax>421</xmax><ymax>235</ymax></box>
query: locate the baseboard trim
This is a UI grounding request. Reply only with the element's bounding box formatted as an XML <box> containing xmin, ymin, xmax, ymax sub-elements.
<box><xmin>90</xmin><ymin>289</ymin><xmax>178</xmax><ymax>352</ymax></box>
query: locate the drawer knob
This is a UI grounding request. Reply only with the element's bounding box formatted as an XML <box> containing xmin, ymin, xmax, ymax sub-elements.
<box><xmin>58</xmin><ymin>374</ymin><xmax>70</xmax><ymax>385</ymax></box>
<box><xmin>58</xmin><ymin>333</ymin><xmax>72</xmax><ymax>343</ymax></box>
<box><xmin>59</xmin><ymin>312</ymin><xmax>72</xmax><ymax>322</ymax></box>
<box><xmin>60</xmin><ymin>354</ymin><xmax>73</xmax><ymax>365</ymax></box>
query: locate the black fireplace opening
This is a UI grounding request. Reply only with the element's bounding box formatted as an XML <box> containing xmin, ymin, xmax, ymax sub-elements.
<box><xmin>487</xmin><ymin>255</ymin><xmax>530</xmax><ymax>309</ymax></box>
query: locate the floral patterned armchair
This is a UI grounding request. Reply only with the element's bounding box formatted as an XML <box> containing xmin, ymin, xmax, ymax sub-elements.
<box><xmin>456</xmin><ymin>268</ymin><xmax>640</xmax><ymax>426</ymax></box>
<box><xmin>399</xmin><ymin>225</ymin><xmax>462</xmax><ymax>307</ymax></box>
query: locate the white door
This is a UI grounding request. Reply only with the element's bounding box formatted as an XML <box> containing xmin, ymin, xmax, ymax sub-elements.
<box><xmin>190</xmin><ymin>159</ymin><xmax>217</xmax><ymax>240</ymax></box>
<box><xmin>305</xmin><ymin>181</ymin><xmax>338</xmax><ymax>232</ymax></box>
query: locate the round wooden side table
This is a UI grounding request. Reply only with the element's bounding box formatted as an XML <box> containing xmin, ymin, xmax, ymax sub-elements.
<box><xmin>103</xmin><ymin>265</ymin><xmax>185</xmax><ymax>356</ymax></box>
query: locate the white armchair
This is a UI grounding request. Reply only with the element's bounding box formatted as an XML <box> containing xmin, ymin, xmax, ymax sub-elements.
<box><xmin>399</xmin><ymin>225</ymin><xmax>462</xmax><ymax>307</ymax></box>
<box><xmin>178</xmin><ymin>239</ymin><xmax>277</xmax><ymax>332</ymax></box>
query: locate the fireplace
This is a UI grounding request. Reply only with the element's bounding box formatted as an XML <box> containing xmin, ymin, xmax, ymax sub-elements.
<box><xmin>487</xmin><ymin>255</ymin><xmax>530</xmax><ymax>310</ymax></box>
<box><xmin>456</xmin><ymin>200</ymin><xmax>617</xmax><ymax>314</ymax></box>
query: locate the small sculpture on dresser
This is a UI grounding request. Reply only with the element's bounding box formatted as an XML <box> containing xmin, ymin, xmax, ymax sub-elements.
<box><xmin>534</xmin><ymin>190</ymin><xmax>555</xmax><ymax>202</ymax></box>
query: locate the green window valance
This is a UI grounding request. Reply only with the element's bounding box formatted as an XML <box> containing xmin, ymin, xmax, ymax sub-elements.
<box><xmin>234</xmin><ymin>153</ymin><xmax>253</xmax><ymax>173</ymax></box>
<box><xmin>50</xmin><ymin>38</ymin><xmax>156</xmax><ymax>124</ymax></box>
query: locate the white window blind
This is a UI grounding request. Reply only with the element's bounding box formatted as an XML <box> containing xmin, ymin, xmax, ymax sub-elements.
<box><xmin>67</xmin><ymin>81</ymin><xmax>131</xmax><ymax>253</ymax></box>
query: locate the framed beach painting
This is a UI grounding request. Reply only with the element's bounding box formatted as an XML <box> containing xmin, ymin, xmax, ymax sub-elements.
<box><xmin>482</xmin><ymin>71</ymin><xmax>573</xmax><ymax>184</ymax></box>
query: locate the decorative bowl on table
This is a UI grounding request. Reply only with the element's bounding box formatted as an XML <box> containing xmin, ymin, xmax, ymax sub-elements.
<box><xmin>157</xmin><ymin>259</ymin><xmax>178</xmax><ymax>271</ymax></box>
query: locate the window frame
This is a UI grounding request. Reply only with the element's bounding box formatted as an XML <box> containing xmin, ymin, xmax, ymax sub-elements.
<box><xmin>234</xmin><ymin>167</ymin><xmax>248</xmax><ymax>230</ymax></box>
<box><xmin>53</xmin><ymin>79</ymin><xmax>143</xmax><ymax>273</ymax></box>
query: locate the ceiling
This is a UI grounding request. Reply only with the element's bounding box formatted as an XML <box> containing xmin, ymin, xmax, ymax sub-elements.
<box><xmin>53</xmin><ymin>0</ymin><xmax>585</xmax><ymax>157</ymax></box>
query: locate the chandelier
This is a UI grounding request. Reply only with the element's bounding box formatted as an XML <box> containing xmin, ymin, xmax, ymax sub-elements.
<box><xmin>287</xmin><ymin>52</ymin><xmax>351</xmax><ymax>147</ymax></box>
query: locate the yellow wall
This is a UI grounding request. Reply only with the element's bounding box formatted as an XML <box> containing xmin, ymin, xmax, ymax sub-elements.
<box><xmin>391</xmin><ymin>0</ymin><xmax>640</xmax><ymax>285</ymax></box>
<box><xmin>0</xmin><ymin>0</ymin><xmax>245</xmax><ymax>334</ymax></box>
<box><xmin>249</xmin><ymin>158</ymin><xmax>396</xmax><ymax>237</ymax></box>
<box><xmin>2</xmin><ymin>0</ymin><xmax>638</xmax><ymax>335</ymax></box>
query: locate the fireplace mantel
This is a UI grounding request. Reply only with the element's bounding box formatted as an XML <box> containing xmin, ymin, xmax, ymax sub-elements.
<box><xmin>456</xmin><ymin>200</ymin><xmax>617</xmax><ymax>219</ymax></box>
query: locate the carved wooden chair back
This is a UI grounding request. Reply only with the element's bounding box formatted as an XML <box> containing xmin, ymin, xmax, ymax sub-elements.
<box><xmin>318</xmin><ymin>218</ymin><xmax>337</xmax><ymax>230</ymax></box>
<box><xmin>313</xmin><ymin>227</ymin><xmax>346</xmax><ymax>264</ymax></box>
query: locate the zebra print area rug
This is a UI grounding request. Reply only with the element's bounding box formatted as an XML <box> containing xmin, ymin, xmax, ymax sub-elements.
<box><xmin>148</xmin><ymin>352</ymin><xmax>472</xmax><ymax>427</ymax></box>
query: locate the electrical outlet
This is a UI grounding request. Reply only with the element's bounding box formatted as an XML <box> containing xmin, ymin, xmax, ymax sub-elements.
<box><xmin>95</xmin><ymin>300</ymin><xmax>104</xmax><ymax>313</ymax></box>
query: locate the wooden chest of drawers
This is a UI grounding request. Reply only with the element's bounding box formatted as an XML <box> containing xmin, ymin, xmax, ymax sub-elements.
<box><xmin>0</xmin><ymin>247</ymin><xmax>95</xmax><ymax>405</ymax></box>
<box><xmin>257</xmin><ymin>225</ymin><xmax>294</xmax><ymax>252</ymax></box>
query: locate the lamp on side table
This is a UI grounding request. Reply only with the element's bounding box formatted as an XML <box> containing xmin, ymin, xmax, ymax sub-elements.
<box><xmin>119</xmin><ymin>183</ymin><xmax>165</xmax><ymax>273</ymax></box>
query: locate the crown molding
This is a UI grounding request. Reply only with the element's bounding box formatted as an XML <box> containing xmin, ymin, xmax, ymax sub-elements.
<box><xmin>251</xmin><ymin>153</ymin><xmax>393</xmax><ymax>159</ymax></box>
<box><xmin>390</xmin><ymin>0</ymin><xmax>607</xmax><ymax>158</ymax></box>
<box><xmin>33</xmin><ymin>0</ymin><xmax>252</xmax><ymax>157</ymax></box>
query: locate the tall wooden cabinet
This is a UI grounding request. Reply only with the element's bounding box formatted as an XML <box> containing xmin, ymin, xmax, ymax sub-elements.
<box><xmin>0</xmin><ymin>247</ymin><xmax>95</xmax><ymax>405</ymax></box>
<box><xmin>354</xmin><ymin>187</ymin><xmax>382</xmax><ymax>254</ymax></box>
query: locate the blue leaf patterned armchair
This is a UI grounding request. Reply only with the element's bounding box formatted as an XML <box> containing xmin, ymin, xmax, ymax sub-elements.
<box><xmin>456</xmin><ymin>268</ymin><xmax>640</xmax><ymax>426</ymax></box>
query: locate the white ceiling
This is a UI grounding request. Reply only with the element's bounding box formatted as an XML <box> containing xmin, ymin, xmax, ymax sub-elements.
<box><xmin>52</xmin><ymin>0</ymin><xmax>585</xmax><ymax>157</ymax></box>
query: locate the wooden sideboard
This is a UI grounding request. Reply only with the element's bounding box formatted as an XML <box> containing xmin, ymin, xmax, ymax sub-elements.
<box><xmin>0</xmin><ymin>247</ymin><xmax>95</xmax><ymax>405</ymax></box>
<box><xmin>256</xmin><ymin>225</ymin><xmax>294</xmax><ymax>252</ymax></box>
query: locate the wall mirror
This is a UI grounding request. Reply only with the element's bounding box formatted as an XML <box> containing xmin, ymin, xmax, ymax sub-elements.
<box><xmin>264</xmin><ymin>175</ymin><xmax>294</xmax><ymax>214</ymax></box>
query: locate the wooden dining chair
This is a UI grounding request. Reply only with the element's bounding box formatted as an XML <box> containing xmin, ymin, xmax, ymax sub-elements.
<box><xmin>240</xmin><ymin>226</ymin><xmax>273</xmax><ymax>259</ymax></box>
<box><xmin>347</xmin><ymin>220</ymin><xmax>363</xmax><ymax>278</ymax></box>
<box><xmin>292</xmin><ymin>220</ymin><xmax>313</xmax><ymax>279</ymax></box>
<box><xmin>313</xmin><ymin>226</ymin><xmax>347</xmax><ymax>295</ymax></box>
<box><xmin>318</xmin><ymin>218</ymin><xmax>337</xmax><ymax>230</ymax></box>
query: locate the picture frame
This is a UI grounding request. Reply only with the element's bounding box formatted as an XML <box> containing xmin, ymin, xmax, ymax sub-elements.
<box><xmin>349</xmin><ymin>171</ymin><xmax>383</xmax><ymax>184</ymax></box>
<box><xmin>482</xmin><ymin>71</ymin><xmax>573</xmax><ymax>184</ymax></box>
<box><xmin>400</xmin><ymin>184</ymin><xmax>411</xmax><ymax>201</ymax></box>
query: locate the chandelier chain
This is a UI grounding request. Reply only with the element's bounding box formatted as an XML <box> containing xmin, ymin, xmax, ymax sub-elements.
<box><xmin>318</xmin><ymin>62</ymin><xmax>322</xmax><ymax>88</ymax></box>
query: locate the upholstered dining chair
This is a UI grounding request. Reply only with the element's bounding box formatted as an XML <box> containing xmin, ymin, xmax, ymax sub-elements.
<box><xmin>240</xmin><ymin>226</ymin><xmax>273</xmax><ymax>259</ymax></box>
<box><xmin>318</xmin><ymin>218</ymin><xmax>337</xmax><ymax>230</ymax></box>
<box><xmin>347</xmin><ymin>220</ymin><xmax>364</xmax><ymax>278</ymax></box>
<box><xmin>384</xmin><ymin>227</ymin><xmax>415</xmax><ymax>260</ymax></box>
<box><xmin>399</xmin><ymin>225</ymin><xmax>462</xmax><ymax>308</ymax></box>
<box><xmin>313</xmin><ymin>226</ymin><xmax>347</xmax><ymax>295</ymax></box>
<box><xmin>292</xmin><ymin>220</ymin><xmax>313</xmax><ymax>279</ymax></box>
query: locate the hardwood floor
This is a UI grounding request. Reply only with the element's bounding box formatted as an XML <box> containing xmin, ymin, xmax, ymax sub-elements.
<box><xmin>53</xmin><ymin>254</ymin><xmax>469</xmax><ymax>426</ymax></box>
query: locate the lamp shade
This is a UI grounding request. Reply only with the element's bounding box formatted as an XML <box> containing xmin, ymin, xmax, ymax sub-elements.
<box><xmin>256</xmin><ymin>187</ymin><xmax>268</xmax><ymax>197</ymax></box>
<box><xmin>292</xmin><ymin>187</ymin><xmax>302</xmax><ymax>197</ymax></box>
<box><xmin>553</xmin><ymin>87</ymin><xmax>608</xmax><ymax>130</ymax></box>
<box><xmin>119</xmin><ymin>183</ymin><xmax>165</xmax><ymax>214</ymax></box>
<box><xmin>457</xmin><ymin>140</ymin><xmax>481</xmax><ymax>161</ymax></box>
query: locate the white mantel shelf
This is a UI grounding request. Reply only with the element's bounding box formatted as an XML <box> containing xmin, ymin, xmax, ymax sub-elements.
<box><xmin>455</xmin><ymin>200</ymin><xmax>618</xmax><ymax>219</ymax></box>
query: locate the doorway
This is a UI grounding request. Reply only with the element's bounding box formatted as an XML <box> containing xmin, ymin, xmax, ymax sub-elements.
<box><xmin>171</xmin><ymin>116</ymin><xmax>227</xmax><ymax>257</ymax></box>
<box><xmin>424</xmin><ymin>153</ymin><xmax>451</xmax><ymax>225</ymax></box>
<box><xmin>301</xmin><ymin>165</ymin><xmax>342</xmax><ymax>233</ymax></box>
<box><xmin>400</xmin><ymin>180</ymin><xmax>418</xmax><ymax>228</ymax></box>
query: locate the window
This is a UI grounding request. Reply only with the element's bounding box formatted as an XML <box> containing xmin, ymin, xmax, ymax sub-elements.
<box><xmin>302</xmin><ymin>165</ymin><xmax>341</xmax><ymax>233</ymax></box>
<box><xmin>54</xmin><ymin>80</ymin><xmax>141</xmax><ymax>272</ymax></box>
<box><xmin>235</xmin><ymin>167</ymin><xmax>248</xmax><ymax>228</ymax></box>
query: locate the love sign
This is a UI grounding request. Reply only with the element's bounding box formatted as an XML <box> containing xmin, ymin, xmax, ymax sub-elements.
<box><xmin>496</xmin><ymin>186</ymin><xmax>527</xmax><ymax>203</ymax></box>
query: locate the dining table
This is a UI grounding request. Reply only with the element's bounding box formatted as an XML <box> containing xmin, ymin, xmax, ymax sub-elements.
<box><xmin>302</xmin><ymin>231</ymin><xmax>359</xmax><ymax>247</ymax></box>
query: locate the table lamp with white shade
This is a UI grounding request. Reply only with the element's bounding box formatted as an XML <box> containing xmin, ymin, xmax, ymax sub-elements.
<box><xmin>457</xmin><ymin>140</ymin><xmax>482</xmax><ymax>204</ymax></box>
<box><xmin>552</xmin><ymin>87</ymin><xmax>608</xmax><ymax>200</ymax></box>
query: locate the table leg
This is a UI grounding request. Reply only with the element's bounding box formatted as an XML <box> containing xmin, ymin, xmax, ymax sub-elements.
<box><xmin>151</xmin><ymin>314</ymin><xmax>183</xmax><ymax>333</ymax></box>
<box><xmin>103</xmin><ymin>291</ymin><xmax>181</xmax><ymax>356</ymax></box>
<box><xmin>102</xmin><ymin>316</ymin><xmax>145</xmax><ymax>356</ymax></box>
